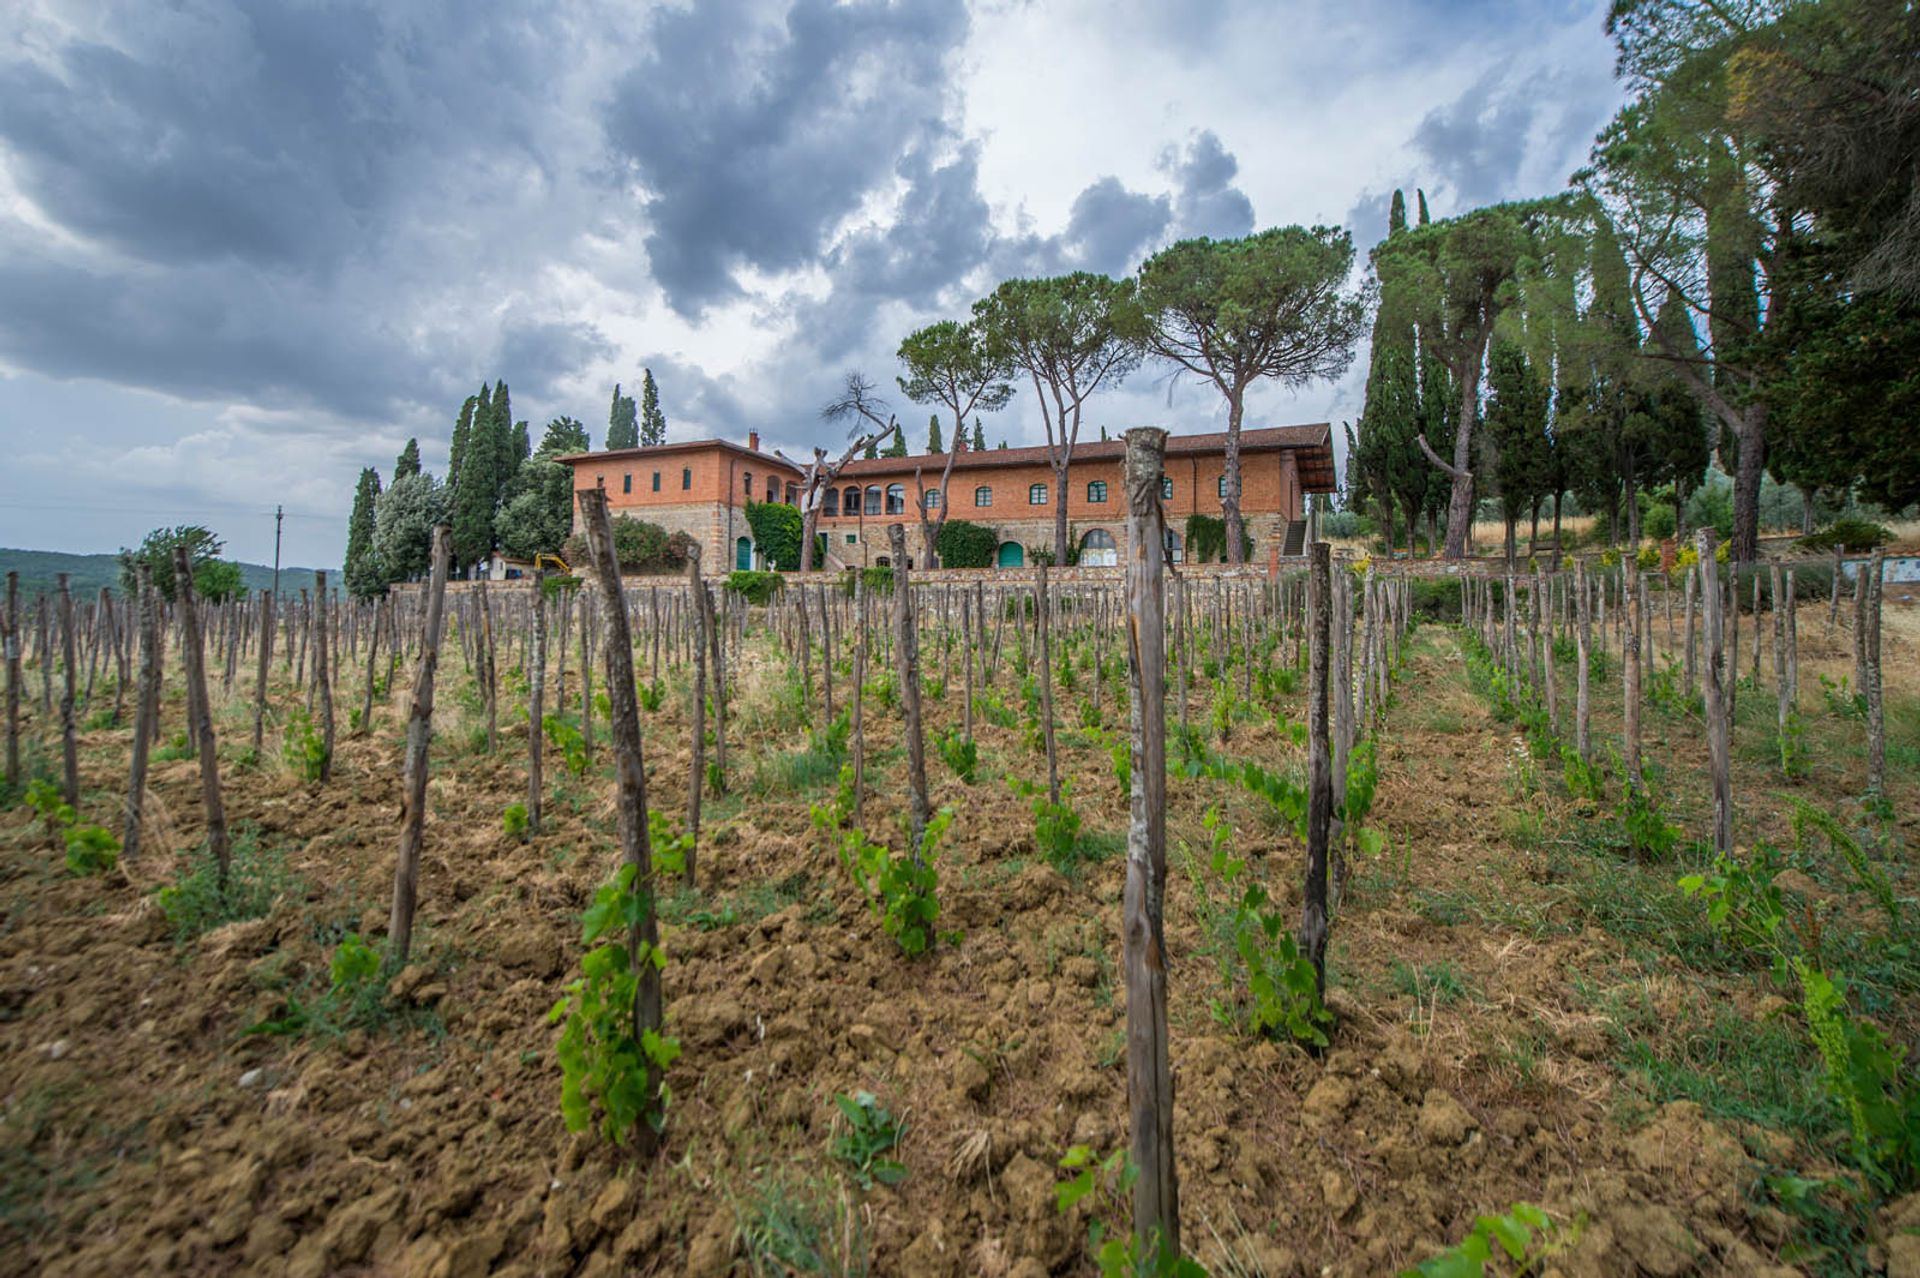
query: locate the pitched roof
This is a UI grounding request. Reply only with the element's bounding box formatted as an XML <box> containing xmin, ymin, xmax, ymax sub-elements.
<box><xmin>552</xmin><ymin>438</ymin><xmax>805</xmax><ymax>474</ymax></box>
<box><xmin>837</xmin><ymin>423</ymin><xmax>1338</xmax><ymax>491</ymax></box>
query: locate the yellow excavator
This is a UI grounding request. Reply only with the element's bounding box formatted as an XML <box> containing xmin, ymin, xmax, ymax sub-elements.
<box><xmin>533</xmin><ymin>552</ymin><xmax>570</xmax><ymax>575</ymax></box>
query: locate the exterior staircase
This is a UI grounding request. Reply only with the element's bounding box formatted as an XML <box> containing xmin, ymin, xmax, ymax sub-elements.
<box><xmin>1282</xmin><ymin>519</ymin><xmax>1308</xmax><ymax>556</ymax></box>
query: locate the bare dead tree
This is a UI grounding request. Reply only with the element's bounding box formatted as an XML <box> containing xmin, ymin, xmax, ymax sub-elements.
<box><xmin>804</xmin><ymin>372</ymin><xmax>899</xmax><ymax>570</ymax></box>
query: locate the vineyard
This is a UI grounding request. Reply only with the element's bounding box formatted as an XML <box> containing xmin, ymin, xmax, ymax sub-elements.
<box><xmin>1</xmin><ymin>438</ymin><xmax>1915</xmax><ymax>1278</ymax></box>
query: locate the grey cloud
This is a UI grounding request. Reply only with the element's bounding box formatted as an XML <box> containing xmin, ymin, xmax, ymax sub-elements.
<box><xmin>1162</xmin><ymin>131</ymin><xmax>1255</xmax><ymax>241</ymax></box>
<box><xmin>496</xmin><ymin>320</ymin><xmax>616</xmax><ymax>405</ymax></box>
<box><xmin>1410</xmin><ymin>70</ymin><xmax>1540</xmax><ymax>208</ymax></box>
<box><xmin>0</xmin><ymin>254</ymin><xmax>431</xmax><ymax>422</ymax></box>
<box><xmin>603</xmin><ymin>0</ymin><xmax>970</xmax><ymax>318</ymax></box>
<box><xmin>1060</xmin><ymin>179</ymin><xmax>1172</xmax><ymax>275</ymax></box>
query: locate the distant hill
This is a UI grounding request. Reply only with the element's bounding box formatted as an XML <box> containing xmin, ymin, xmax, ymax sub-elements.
<box><xmin>0</xmin><ymin>548</ymin><xmax>339</xmax><ymax>603</ymax></box>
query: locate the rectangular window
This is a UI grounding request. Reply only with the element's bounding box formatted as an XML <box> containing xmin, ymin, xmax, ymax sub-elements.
<box><xmin>974</xmin><ymin>486</ymin><xmax>993</xmax><ymax>507</ymax></box>
<box><xmin>925</xmin><ymin>490</ymin><xmax>941</xmax><ymax>509</ymax></box>
<box><xmin>623</xmin><ymin>473</ymin><xmax>632</xmax><ymax>494</ymax></box>
<box><xmin>1086</xmin><ymin>480</ymin><xmax>1107</xmax><ymax>503</ymax></box>
<box><xmin>1028</xmin><ymin>483</ymin><xmax>1048</xmax><ymax>505</ymax></box>
<box><xmin>845</xmin><ymin>532</ymin><xmax>857</xmax><ymax>544</ymax></box>
<box><xmin>1217</xmin><ymin>475</ymin><xmax>1227</xmax><ymax>499</ymax></box>
<box><xmin>651</xmin><ymin>471</ymin><xmax>660</xmax><ymax>492</ymax></box>
<box><xmin>682</xmin><ymin>468</ymin><xmax>691</xmax><ymax>490</ymax></box>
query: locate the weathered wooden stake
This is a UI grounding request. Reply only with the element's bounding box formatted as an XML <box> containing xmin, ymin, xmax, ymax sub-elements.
<box><xmin>313</xmin><ymin>572</ymin><xmax>335</xmax><ymax>783</ymax></box>
<box><xmin>889</xmin><ymin>524</ymin><xmax>931</xmax><ymax>860</ymax></box>
<box><xmin>173</xmin><ymin>546</ymin><xmax>230</xmax><ymax>884</ymax></box>
<box><xmin>1120</xmin><ymin>427</ymin><xmax>1179</xmax><ymax>1261</ymax></box>
<box><xmin>390</xmin><ymin>526</ymin><xmax>451</xmax><ymax>962</ymax></box>
<box><xmin>123</xmin><ymin>566</ymin><xmax>160</xmax><ymax>860</ymax></box>
<box><xmin>1696</xmin><ymin>531</ymin><xmax>1732</xmax><ymax>853</ymax></box>
<box><xmin>57</xmin><ymin>574</ymin><xmax>79</xmax><ymax>806</ymax></box>
<box><xmin>528</xmin><ymin>573</ymin><xmax>546</xmax><ymax>837</ymax></box>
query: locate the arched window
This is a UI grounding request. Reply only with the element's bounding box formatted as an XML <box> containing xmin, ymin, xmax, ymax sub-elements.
<box><xmin>924</xmin><ymin>489</ymin><xmax>942</xmax><ymax>509</ymax></box>
<box><xmin>1086</xmin><ymin>480</ymin><xmax>1108</xmax><ymax>503</ymax></box>
<box><xmin>1160</xmin><ymin>477</ymin><xmax>1173</xmax><ymax>500</ymax></box>
<box><xmin>784</xmin><ymin>482</ymin><xmax>797</xmax><ymax>504</ymax></box>
<box><xmin>823</xmin><ymin>487</ymin><xmax>839</xmax><ymax>517</ymax></box>
<box><xmin>767</xmin><ymin>476</ymin><xmax>779</xmax><ymax>502</ymax></box>
<box><xmin>1079</xmin><ymin>528</ymin><xmax>1117</xmax><ymax>567</ymax></box>
<box><xmin>1028</xmin><ymin>483</ymin><xmax>1048</xmax><ymax>505</ymax></box>
<box><xmin>843</xmin><ymin>486</ymin><xmax>861</xmax><ymax>515</ymax></box>
<box><xmin>974</xmin><ymin>486</ymin><xmax>993</xmax><ymax>507</ymax></box>
<box><xmin>682</xmin><ymin>467</ymin><xmax>692</xmax><ymax>490</ymax></box>
<box><xmin>864</xmin><ymin>485</ymin><xmax>882</xmax><ymax>516</ymax></box>
<box><xmin>885</xmin><ymin>483</ymin><xmax>905</xmax><ymax>514</ymax></box>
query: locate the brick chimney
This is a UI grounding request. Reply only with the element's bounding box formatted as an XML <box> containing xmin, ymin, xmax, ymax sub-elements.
<box><xmin>748</xmin><ymin>430</ymin><xmax>760</xmax><ymax>452</ymax></box>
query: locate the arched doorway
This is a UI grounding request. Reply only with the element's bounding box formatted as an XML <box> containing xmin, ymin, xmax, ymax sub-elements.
<box><xmin>996</xmin><ymin>541</ymin><xmax>1025</xmax><ymax>568</ymax></box>
<box><xmin>1079</xmin><ymin>528</ymin><xmax>1117</xmax><ymax>567</ymax></box>
<box><xmin>735</xmin><ymin>537</ymin><xmax>752</xmax><ymax>571</ymax></box>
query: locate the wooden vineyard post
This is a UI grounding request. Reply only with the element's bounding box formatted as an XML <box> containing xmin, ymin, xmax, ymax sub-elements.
<box><xmin>577</xmin><ymin>590</ymin><xmax>593</xmax><ymax>768</ymax></box>
<box><xmin>851</xmin><ymin>575</ymin><xmax>868</xmax><ymax>831</ymax></box>
<box><xmin>123</xmin><ymin>566</ymin><xmax>160</xmax><ymax>860</ymax></box>
<box><xmin>252</xmin><ymin>591</ymin><xmax>274</xmax><ymax>757</ymax></box>
<box><xmin>1120</xmin><ymin>428</ymin><xmax>1180</xmax><ymax>1262</ymax></box>
<box><xmin>390</xmin><ymin>526</ymin><xmax>451</xmax><ymax>963</ymax></box>
<box><xmin>4</xmin><ymin>571</ymin><xmax>17</xmax><ymax>793</ymax></box>
<box><xmin>1574</xmin><ymin>559</ymin><xmax>1592</xmax><ymax>764</ymax></box>
<box><xmin>1301</xmin><ymin>541</ymin><xmax>1334</xmax><ymax>999</ymax></box>
<box><xmin>1537</xmin><ymin>563</ymin><xmax>1558</xmax><ymax>738</ymax></box>
<box><xmin>1622</xmin><ymin>555</ymin><xmax>1642</xmax><ymax>790</ymax></box>
<box><xmin>1035</xmin><ymin>561</ymin><xmax>1060</xmax><ymax>805</ymax></box>
<box><xmin>172</xmin><ymin>546</ymin><xmax>230</xmax><ymax>884</ymax></box>
<box><xmin>477</xmin><ymin>580</ymin><xmax>498</xmax><ymax>753</ymax></box>
<box><xmin>578</xmin><ymin>488</ymin><xmax>668</xmax><ymax>1148</ymax></box>
<box><xmin>313</xmin><ymin>572</ymin><xmax>335</xmax><ymax>783</ymax></box>
<box><xmin>1772</xmin><ymin>565</ymin><xmax>1790</xmax><ymax>758</ymax></box>
<box><xmin>961</xmin><ymin>589</ymin><xmax>974</xmax><ymax>742</ymax></box>
<box><xmin>701</xmin><ymin>572</ymin><xmax>727</xmax><ymax>795</ymax></box>
<box><xmin>1865</xmin><ymin>549</ymin><xmax>1886</xmax><ymax>798</ymax></box>
<box><xmin>57</xmin><ymin>574</ymin><xmax>79</xmax><ymax>806</ymax></box>
<box><xmin>356</xmin><ymin>595</ymin><xmax>381</xmax><ymax>737</ymax></box>
<box><xmin>528</xmin><ymin>572</ymin><xmax>546</xmax><ymax>837</ymax></box>
<box><xmin>684</xmin><ymin>547</ymin><xmax>708</xmax><ymax>869</ymax></box>
<box><xmin>1696</xmin><ymin>531</ymin><xmax>1732</xmax><ymax>854</ymax></box>
<box><xmin>887</xmin><ymin>525</ymin><xmax>931</xmax><ymax>859</ymax></box>
<box><xmin>1331</xmin><ymin>557</ymin><xmax>1355</xmax><ymax>902</ymax></box>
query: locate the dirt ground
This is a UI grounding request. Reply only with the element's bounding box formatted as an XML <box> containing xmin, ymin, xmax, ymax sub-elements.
<box><xmin>1</xmin><ymin>587</ymin><xmax>1915</xmax><ymax>1277</ymax></box>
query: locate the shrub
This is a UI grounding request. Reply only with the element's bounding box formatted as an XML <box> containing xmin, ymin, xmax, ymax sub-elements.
<box><xmin>1641</xmin><ymin>502</ymin><xmax>1676</xmax><ymax>540</ymax></box>
<box><xmin>725</xmin><ymin>570</ymin><xmax>785</xmax><ymax>606</ymax></box>
<box><xmin>1800</xmin><ymin>518</ymin><xmax>1893</xmax><ymax>553</ymax></box>
<box><xmin>841</xmin><ymin>565</ymin><xmax>894</xmax><ymax>596</ymax></box>
<box><xmin>64</xmin><ymin>825</ymin><xmax>120</xmax><ymax>876</ymax></box>
<box><xmin>1402</xmin><ymin>1203</ymin><xmax>1568</xmax><ymax>1277</ymax></box>
<box><xmin>936</xmin><ymin>519</ymin><xmax>998</xmax><ymax>568</ymax></box>
<box><xmin>936</xmin><ymin>728</ymin><xmax>978</xmax><ymax>784</ymax></box>
<box><xmin>1184</xmin><ymin>512</ymin><xmax>1251</xmax><ymax>564</ymax></box>
<box><xmin>503</xmin><ymin>803</ymin><xmax>530</xmax><ymax>840</ymax></box>
<box><xmin>1013</xmin><ymin>779</ymin><xmax>1083</xmax><ymax>870</ymax></box>
<box><xmin>282</xmin><ymin>707</ymin><xmax>328</xmax><ymax>782</ymax></box>
<box><xmin>561</xmin><ymin>516</ymin><xmax>693</xmax><ymax>574</ymax></box>
<box><xmin>837</xmin><ymin>809</ymin><xmax>951</xmax><ymax>957</ymax></box>
<box><xmin>1201</xmin><ymin>808</ymin><xmax>1331</xmax><ymax>1048</ymax></box>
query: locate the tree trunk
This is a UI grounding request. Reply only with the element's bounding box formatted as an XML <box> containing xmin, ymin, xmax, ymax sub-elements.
<box><xmin>357</xmin><ymin>595</ymin><xmax>381</xmax><ymax>737</ymax></box>
<box><xmin>1730</xmin><ymin>406</ymin><xmax>1765</xmax><ymax>564</ymax></box>
<box><xmin>1120</xmin><ymin>427</ymin><xmax>1179</xmax><ymax>1261</ymax></box>
<box><xmin>1622</xmin><ymin>556</ymin><xmax>1642</xmax><ymax>790</ymax></box>
<box><xmin>1865</xmin><ymin>549</ymin><xmax>1886</xmax><ymax>796</ymax></box>
<box><xmin>172</xmin><ymin>546</ymin><xmax>230</xmax><ymax>885</ymax></box>
<box><xmin>390</xmin><ymin>526</ymin><xmax>451</xmax><ymax>962</ymax></box>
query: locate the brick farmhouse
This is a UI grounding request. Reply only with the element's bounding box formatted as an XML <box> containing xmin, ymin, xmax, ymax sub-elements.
<box><xmin>557</xmin><ymin>423</ymin><xmax>1335</xmax><ymax>574</ymax></box>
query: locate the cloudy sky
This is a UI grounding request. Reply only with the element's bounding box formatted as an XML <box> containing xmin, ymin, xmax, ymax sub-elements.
<box><xmin>0</xmin><ymin>0</ymin><xmax>1622</xmax><ymax>568</ymax></box>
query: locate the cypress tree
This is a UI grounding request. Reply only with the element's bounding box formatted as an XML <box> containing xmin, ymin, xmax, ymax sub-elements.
<box><xmin>863</xmin><ymin>437</ymin><xmax>878</xmax><ymax>460</ymax></box>
<box><xmin>344</xmin><ymin>468</ymin><xmax>386</xmax><ymax>599</ymax></box>
<box><xmin>607</xmin><ymin>383</ymin><xmax>639</xmax><ymax>449</ymax></box>
<box><xmin>883</xmin><ymin>425</ymin><xmax>908</xmax><ymax>458</ymax></box>
<box><xmin>927</xmin><ymin>414</ymin><xmax>943</xmax><ymax>453</ymax></box>
<box><xmin>1482</xmin><ymin>341</ymin><xmax>1551</xmax><ymax>565</ymax></box>
<box><xmin>639</xmin><ymin>368</ymin><xmax>667</xmax><ymax>446</ymax></box>
<box><xmin>1416</xmin><ymin>189</ymin><xmax>1431</xmax><ymax>226</ymax></box>
<box><xmin>394</xmin><ymin>437</ymin><xmax>422</xmax><ymax>480</ymax></box>
<box><xmin>1388</xmin><ymin>189</ymin><xmax>1407</xmax><ymax>237</ymax></box>
<box><xmin>512</xmin><ymin>420</ymin><xmax>531</xmax><ymax>464</ymax></box>
<box><xmin>449</xmin><ymin>395</ymin><xmax>478</xmax><ymax>497</ymax></box>
<box><xmin>972</xmin><ymin>420</ymin><xmax>986</xmax><ymax>452</ymax></box>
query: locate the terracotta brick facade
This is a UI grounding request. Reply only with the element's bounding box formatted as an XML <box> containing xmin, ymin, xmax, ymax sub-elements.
<box><xmin>559</xmin><ymin>424</ymin><xmax>1333</xmax><ymax>575</ymax></box>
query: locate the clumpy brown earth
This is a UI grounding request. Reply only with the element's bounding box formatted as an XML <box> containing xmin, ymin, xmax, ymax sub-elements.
<box><xmin>2</xmin><ymin>601</ymin><xmax>1916</xmax><ymax>1276</ymax></box>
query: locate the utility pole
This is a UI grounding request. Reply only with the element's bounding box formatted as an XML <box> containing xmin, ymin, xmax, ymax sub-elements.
<box><xmin>272</xmin><ymin>505</ymin><xmax>284</xmax><ymax>600</ymax></box>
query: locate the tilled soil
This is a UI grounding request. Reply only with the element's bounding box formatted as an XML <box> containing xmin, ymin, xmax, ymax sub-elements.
<box><xmin>1</xmin><ymin>616</ymin><xmax>1913</xmax><ymax>1277</ymax></box>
